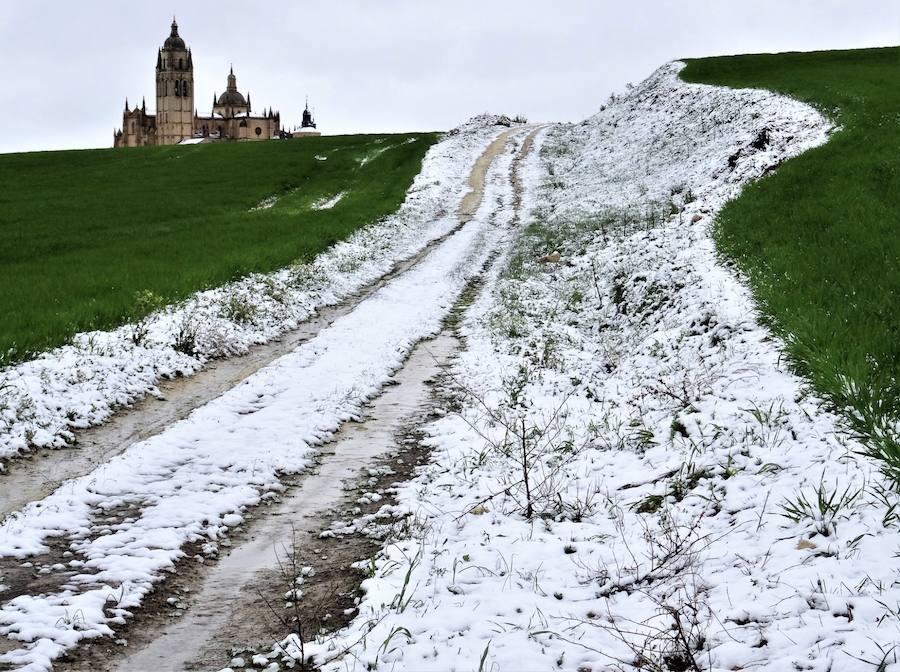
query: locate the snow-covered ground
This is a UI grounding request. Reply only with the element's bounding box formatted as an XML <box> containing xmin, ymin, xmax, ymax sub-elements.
<box><xmin>0</xmin><ymin>127</ymin><xmax>530</xmax><ymax>670</ymax></box>
<box><xmin>4</xmin><ymin>59</ymin><xmax>898</xmax><ymax>672</ymax></box>
<box><xmin>283</xmin><ymin>64</ymin><xmax>900</xmax><ymax>672</ymax></box>
<box><xmin>0</xmin><ymin>118</ymin><xmax>507</xmax><ymax>470</ymax></box>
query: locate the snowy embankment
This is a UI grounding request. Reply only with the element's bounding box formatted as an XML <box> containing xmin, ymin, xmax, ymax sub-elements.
<box><xmin>0</xmin><ymin>118</ymin><xmax>506</xmax><ymax>470</ymax></box>
<box><xmin>293</xmin><ymin>64</ymin><xmax>900</xmax><ymax>671</ymax></box>
<box><xmin>0</xmin><ymin>130</ymin><xmax>528</xmax><ymax>670</ymax></box>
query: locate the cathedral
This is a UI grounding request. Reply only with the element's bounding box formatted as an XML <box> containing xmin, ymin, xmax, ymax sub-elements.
<box><xmin>114</xmin><ymin>19</ymin><xmax>316</xmax><ymax>147</ymax></box>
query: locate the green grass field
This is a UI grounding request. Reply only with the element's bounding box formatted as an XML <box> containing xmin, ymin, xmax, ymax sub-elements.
<box><xmin>681</xmin><ymin>47</ymin><xmax>900</xmax><ymax>477</ymax></box>
<box><xmin>0</xmin><ymin>133</ymin><xmax>437</xmax><ymax>365</ymax></box>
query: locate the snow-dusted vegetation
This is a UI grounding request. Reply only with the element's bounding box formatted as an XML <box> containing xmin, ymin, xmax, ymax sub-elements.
<box><xmin>287</xmin><ymin>64</ymin><xmax>900</xmax><ymax>671</ymax></box>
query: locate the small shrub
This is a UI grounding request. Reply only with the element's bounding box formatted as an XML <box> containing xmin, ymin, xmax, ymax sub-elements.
<box><xmin>635</xmin><ymin>494</ymin><xmax>665</xmax><ymax>514</ymax></box>
<box><xmin>128</xmin><ymin>289</ymin><xmax>166</xmax><ymax>345</ymax></box>
<box><xmin>221</xmin><ymin>293</ymin><xmax>258</xmax><ymax>325</ymax></box>
<box><xmin>173</xmin><ymin>312</ymin><xmax>200</xmax><ymax>356</ymax></box>
<box><xmin>671</xmin><ymin>418</ymin><xmax>690</xmax><ymax>439</ymax></box>
<box><xmin>780</xmin><ymin>475</ymin><xmax>863</xmax><ymax>536</ymax></box>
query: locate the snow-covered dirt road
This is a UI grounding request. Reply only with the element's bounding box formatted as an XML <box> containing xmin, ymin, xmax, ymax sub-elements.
<box><xmin>0</xmin><ymin>129</ymin><xmax>512</xmax><ymax>523</ymax></box>
<box><xmin>0</xmin><ymin>121</ymin><xmax>509</xmax><ymax>474</ymax></box>
<box><xmin>113</xmin><ymin>331</ymin><xmax>460</xmax><ymax>672</ymax></box>
<box><xmin>0</xmin><ymin>123</ymin><xmax>542</xmax><ymax>671</ymax></box>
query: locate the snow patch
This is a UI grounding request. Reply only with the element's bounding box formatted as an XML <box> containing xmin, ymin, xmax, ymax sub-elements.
<box><xmin>249</xmin><ymin>193</ymin><xmax>281</xmax><ymax>211</ymax></box>
<box><xmin>311</xmin><ymin>191</ymin><xmax>347</xmax><ymax>210</ymax></box>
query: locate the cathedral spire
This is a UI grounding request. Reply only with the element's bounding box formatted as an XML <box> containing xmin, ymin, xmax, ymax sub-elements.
<box><xmin>125</xmin><ymin>97</ymin><xmax>129</xmax><ymax>112</ymax></box>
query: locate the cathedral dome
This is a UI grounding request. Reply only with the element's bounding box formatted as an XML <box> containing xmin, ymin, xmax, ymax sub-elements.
<box><xmin>217</xmin><ymin>89</ymin><xmax>247</xmax><ymax>106</ymax></box>
<box><xmin>163</xmin><ymin>19</ymin><xmax>186</xmax><ymax>50</ymax></box>
<box><xmin>216</xmin><ymin>68</ymin><xmax>247</xmax><ymax>107</ymax></box>
<box><xmin>164</xmin><ymin>34</ymin><xmax>186</xmax><ymax>50</ymax></box>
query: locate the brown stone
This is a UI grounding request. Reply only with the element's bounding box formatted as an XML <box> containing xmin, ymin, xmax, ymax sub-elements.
<box><xmin>539</xmin><ymin>250</ymin><xmax>562</xmax><ymax>263</ymax></box>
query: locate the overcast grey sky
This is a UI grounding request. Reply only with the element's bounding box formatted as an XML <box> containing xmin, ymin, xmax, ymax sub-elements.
<box><xmin>0</xmin><ymin>1</ymin><xmax>897</xmax><ymax>153</ymax></box>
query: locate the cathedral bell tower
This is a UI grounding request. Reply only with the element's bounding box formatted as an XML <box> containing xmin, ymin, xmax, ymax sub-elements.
<box><xmin>155</xmin><ymin>18</ymin><xmax>195</xmax><ymax>144</ymax></box>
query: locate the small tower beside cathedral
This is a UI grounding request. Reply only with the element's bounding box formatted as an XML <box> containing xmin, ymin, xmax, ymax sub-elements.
<box><xmin>155</xmin><ymin>18</ymin><xmax>194</xmax><ymax>144</ymax></box>
<box><xmin>295</xmin><ymin>98</ymin><xmax>321</xmax><ymax>137</ymax></box>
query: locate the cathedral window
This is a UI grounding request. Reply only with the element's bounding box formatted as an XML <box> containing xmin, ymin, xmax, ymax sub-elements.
<box><xmin>182</xmin><ymin>81</ymin><xmax>189</xmax><ymax>97</ymax></box>
<box><xmin>179</xmin><ymin>58</ymin><xmax>183</xmax><ymax>70</ymax></box>
<box><xmin>175</xmin><ymin>81</ymin><xmax>180</xmax><ymax>97</ymax></box>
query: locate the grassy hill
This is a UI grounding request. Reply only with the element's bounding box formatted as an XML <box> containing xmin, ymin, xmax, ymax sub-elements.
<box><xmin>681</xmin><ymin>47</ymin><xmax>900</xmax><ymax>477</ymax></box>
<box><xmin>0</xmin><ymin>133</ymin><xmax>436</xmax><ymax>365</ymax></box>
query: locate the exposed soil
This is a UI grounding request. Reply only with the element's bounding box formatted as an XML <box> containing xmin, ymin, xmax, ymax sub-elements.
<box><xmin>458</xmin><ymin>131</ymin><xmax>512</xmax><ymax>221</ymax></box>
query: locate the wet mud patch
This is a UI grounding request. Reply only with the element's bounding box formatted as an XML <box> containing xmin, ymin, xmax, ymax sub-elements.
<box><xmin>0</xmin><ymin>501</ymin><xmax>142</xmax><ymax>612</ymax></box>
<box><xmin>193</xmin><ymin>434</ymin><xmax>435</xmax><ymax>671</ymax></box>
<box><xmin>49</xmin><ymin>484</ymin><xmax>305</xmax><ymax>672</ymax></box>
<box><xmin>0</xmin><ymin>537</ymin><xmax>79</xmax><ymax>607</ymax></box>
